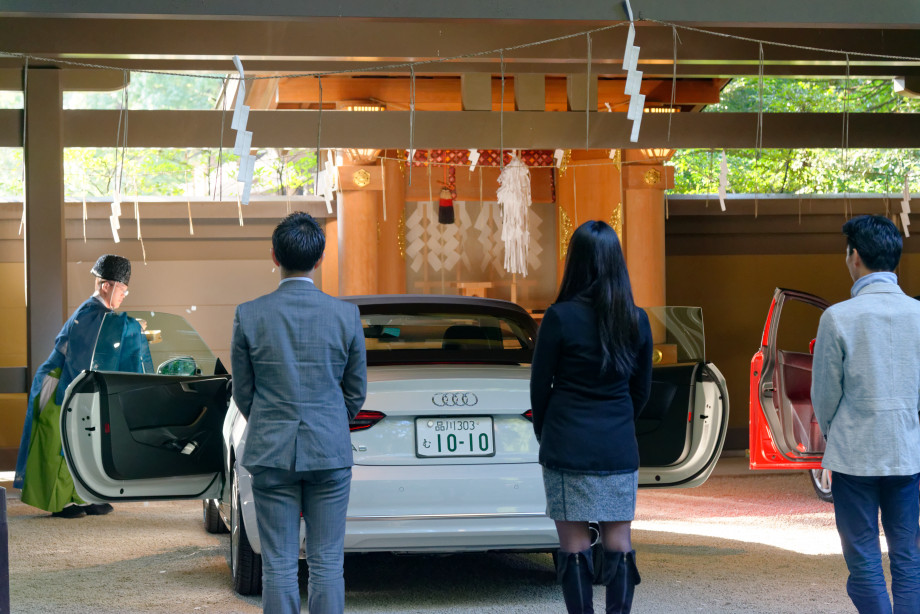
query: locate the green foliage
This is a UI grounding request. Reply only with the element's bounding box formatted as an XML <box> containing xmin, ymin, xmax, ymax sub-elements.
<box><xmin>8</xmin><ymin>71</ymin><xmax>917</xmax><ymax>198</ymax></box>
<box><xmin>0</xmin><ymin>91</ymin><xmax>23</xmax><ymax>109</ymax></box>
<box><xmin>0</xmin><ymin>148</ymin><xmax>22</xmax><ymax>196</ymax></box>
<box><xmin>63</xmin><ymin>72</ymin><xmax>223</xmax><ymax>110</ymax></box>
<box><xmin>706</xmin><ymin>77</ymin><xmax>920</xmax><ymax>114</ymax></box>
<box><xmin>672</xmin><ymin>78</ymin><xmax>920</xmax><ymax>194</ymax></box>
<box><xmin>54</xmin><ymin>73</ymin><xmax>319</xmax><ymax>200</ymax></box>
<box><xmin>61</xmin><ymin>147</ymin><xmax>318</xmax><ymax>199</ymax></box>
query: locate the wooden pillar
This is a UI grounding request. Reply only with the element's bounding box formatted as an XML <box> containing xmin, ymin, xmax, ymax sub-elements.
<box><xmin>554</xmin><ymin>150</ymin><xmax>622</xmax><ymax>287</ymax></box>
<box><xmin>24</xmin><ymin>68</ymin><xmax>66</xmax><ymax>378</ymax></box>
<box><xmin>321</xmin><ymin>216</ymin><xmax>339</xmax><ymax>296</ymax></box>
<box><xmin>622</xmin><ymin>150</ymin><xmax>673</xmax><ymax>310</ymax></box>
<box><xmin>338</xmin><ymin>163</ymin><xmax>382</xmax><ymax>296</ymax></box>
<box><xmin>377</xmin><ymin>155</ymin><xmax>407</xmax><ymax>294</ymax></box>
<box><xmin>552</xmin><ymin>149</ymin><xmax>671</xmax><ymax>347</ymax></box>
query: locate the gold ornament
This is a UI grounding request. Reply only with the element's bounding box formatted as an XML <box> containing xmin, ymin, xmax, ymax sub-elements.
<box><xmin>353</xmin><ymin>169</ymin><xmax>371</xmax><ymax>187</ymax></box>
<box><xmin>397</xmin><ymin>209</ymin><xmax>407</xmax><ymax>259</ymax></box>
<box><xmin>652</xmin><ymin>348</ymin><xmax>663</xmax><ymax>364</ymax></box>
<box><xmin>558</xmin><ymin>149</ymin><xmax>573</xmax><ymax>177</ymax></box>
<box><xmin>558</xmin><ymin>206</ymin><xmax>573</xmax><ymax>260</ymax></box>
<box><xmin>644</xmin><ymin>168</ymin><xmax>661</xmax><ymax>186</ymax></box>
<box><xmin>610</xmin><ymin>149</ymin><xmax>622</xmax><ymax>171</ymax></box>
<box><xmin>610</xmin><ymin>202</ymin><xmax>623</xmax><ymax>243</ymax></box>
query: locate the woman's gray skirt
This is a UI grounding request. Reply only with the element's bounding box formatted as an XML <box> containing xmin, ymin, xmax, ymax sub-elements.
<box><xmin>542</xmin><ymin>467</ymin><xmax>638</xmax><ymax>522</ymax></box>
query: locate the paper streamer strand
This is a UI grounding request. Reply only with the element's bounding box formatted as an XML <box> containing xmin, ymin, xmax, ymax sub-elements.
<box><xmin>19</xmin><ymin>57</ymin><xmax>27</xmax><ymax>237</ymax></box>
<box><xmin>217</xmin><ymin>76</ymin><xmax>228</xmax><ymax>202</ymax></box>
<box><xmin>408</xmin><ymin>67</ymin><xmax>415</xmax><ymax>186</ymax></box>
<box><xmin>380</xmin><ymin>157</ymin><xmax>387</xmax><ymax>222</ymax></box>
<box><xmin>668</xmin><ymin>26</ymin><xmax>679</xmax><ymax>141</ymax></box>
<box><xmin>585</xmin><ymin>33</ymin><xmax>592</xmax><ymax>151</ymax></box>
<box><xmin>499</xmin><ymin>50</ymin><xmax>505</xmax><ymax>169</ymax></box>
<box><xmin>315</xmin><ymin>75</ymin><xmax>322</xmax><ymax>193</ymax></box>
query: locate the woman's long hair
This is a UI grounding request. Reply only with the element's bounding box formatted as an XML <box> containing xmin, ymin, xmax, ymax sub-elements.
<box><xmin>556</xmin><ymin>220</ymin><xmax>639</xmax><ymax>374</ymax></box>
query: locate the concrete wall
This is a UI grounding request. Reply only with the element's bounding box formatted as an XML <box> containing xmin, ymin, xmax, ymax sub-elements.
<box><xmin>665</xmin><ymin>253</ymin><xmax>853</xmax><ymax>449</ymax></box>
<box><xmin>664</xmin><ymin>198</ymin><xmax>920</xmax><ymax>451</ymax></box>
<box><xmin>5</xmin><ymin>195</ymin><xmax>917</xmax><ymax>468</ymax></box>
<box><xmin>65</xmin><ymin>259</ymin><xmax>279</xmax><ymax>369</ymax></box>
<box><xmin>0</xmin><ymin>199</ymin><xmax>328</xmax><ymax>469</ymax></box>
<box><xmin>0</xmin><ymin>261</ymin><xmax>27</xmax><ymax>465</ymax></box>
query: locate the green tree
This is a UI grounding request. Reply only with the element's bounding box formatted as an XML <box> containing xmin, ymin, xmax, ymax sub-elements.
<box><xmin>55</xmin><ymin>73</ymin><xmax>318</xmax><ymax>199</ymax></box>
<box><xmin>671</xmin><ymin>78</ymin><xmax>920</xmax><ymax>194</ymax></box>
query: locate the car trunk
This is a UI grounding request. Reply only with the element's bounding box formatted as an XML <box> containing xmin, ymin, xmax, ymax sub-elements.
<box><xmin>352</xmin><ymin>364</ymin><xmax>535</xmax><ymax>466</ymax></box>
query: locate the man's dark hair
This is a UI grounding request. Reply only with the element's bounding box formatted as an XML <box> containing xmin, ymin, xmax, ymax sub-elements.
<box><xmin>272</xmin><ymin>212</ymin><xmax>325</xmax><ymax>272</ymax></box>
<box><xmin>842</xmin><ymin>214</ymin><xmax>902</xmax><ymax>272</ymax></box>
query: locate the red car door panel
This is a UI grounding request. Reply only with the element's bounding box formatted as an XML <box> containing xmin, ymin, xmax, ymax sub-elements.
<box><xmin>750</xmin><ymin>288</ymin><xmax>829</xmax><ymax>470</ymax></box>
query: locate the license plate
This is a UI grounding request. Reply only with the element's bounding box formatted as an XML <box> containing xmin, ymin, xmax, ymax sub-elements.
<box><xmin>415</xmin><ymin>417</ymin><xmax>495</xmax><ymax>457</ymax></box>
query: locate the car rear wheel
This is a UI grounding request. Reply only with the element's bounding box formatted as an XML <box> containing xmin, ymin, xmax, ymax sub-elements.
<box><xmin>231</xmin><ymin>467</ymin><xmax>262</xmax><ymax>595</ymax></box>
<box><xmin>202</xmin><ymin>498</ymin><xmax>228</xmax><ymax>534</ymax></box>
<box><xmin>809</xmin><ymin>468</ymin><xmax>833</xmax><ymax>502</ymax></box>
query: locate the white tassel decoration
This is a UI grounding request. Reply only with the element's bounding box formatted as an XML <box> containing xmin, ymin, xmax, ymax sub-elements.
<box><xmin>496</xmin><ymin>154</ymin><xmax>532</xmax><ymax>277</ymax></box>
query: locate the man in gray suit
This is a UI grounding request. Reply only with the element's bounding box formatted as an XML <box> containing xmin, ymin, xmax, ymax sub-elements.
<box><xmin>812</xmin><ymin>214</ymin><xmax>920</xmax><ymax>614</ymax></box>
<box><xmin>231</xmin><ymin>212</ymin><xmax>367</xmax><ymax>614</ymax></box>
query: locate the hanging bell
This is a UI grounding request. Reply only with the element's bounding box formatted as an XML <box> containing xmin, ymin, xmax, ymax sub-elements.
<box><xmin>438</xmin><ymin>186</ymin><xmax>455</xmax><ymax>224</ymax></box>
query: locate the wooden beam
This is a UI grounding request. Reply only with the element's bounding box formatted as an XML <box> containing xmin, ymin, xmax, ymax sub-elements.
<box><xmin>514</xmin><ymin>74</ymin><xmax>545</xmax><ymax>111</ymax></box>
<box><xmin>30</xmin><ymin>109</ymin><xmax>920</xmax><ymax>149</ymax></box>
<box><xmin>2</xmin><ymin>57</ymin><xmax>915</xmax><ymax>79</ymax></box>
<box><xmin>663</xmin><ymin>195</ymin><xmax>912</xmax><ymax>256</ymax></box>
<box><xmin>460</xmin><ymin>73</ymin><xmax>491</xmax><ymax>111</ymax></box>
<box><xmin>62</xmin><ymin>199</ymin><xmax>333</xmax><ymax>220</ymax></box>
<box><xmin>665</xmin><ymin>195</ymin><xmax>900</xmax><ymax>216</ymax></box>
<box><xmin>245</xmin><ymin>75</ymin><xmax>280</xmax><ymax>110</ymax></box>
<box><xmin>0</xmin><ymin>68</ymin><xmax>128</xmax><ymax>92</ymax></box>
<box><xmin>1</xmin><ymin>16</ymin><xmax>917</xmax><ymax>82</ymax></box>
<box><xmin>2</xmin><ymin>1</ymin><xmax>918</xmax><ymax>27</ymax></box>
<box><xmin>566</xmin><ymin>74</ymin><xmax>598</xmax><ymax>112</ymax></box>
<box><xmin>276</xmin><ymin>76</ymin><xmax>721</xmax><ymax>110</ymax></box>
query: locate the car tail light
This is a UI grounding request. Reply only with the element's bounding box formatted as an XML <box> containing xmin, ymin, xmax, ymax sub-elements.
<box><xmin>350</xmin><ymin>410</ymin><xmax>386</xmax><ymax>432</ymax></box>
<box><xmin>522</xmin><ymin>410</ymin><xmax>533</xmax><ymax>422</ymax></box>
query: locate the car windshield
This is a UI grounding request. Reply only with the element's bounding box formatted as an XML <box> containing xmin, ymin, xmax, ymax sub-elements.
<box><xmin>356</xmin><ymin>304</ymin><xmax>537</xmax><ymax>366</ymax></box>
<box><xmin>92</xmin><ymin>311</ymin><xmax>219</xmax><ymax>376</ymax></box>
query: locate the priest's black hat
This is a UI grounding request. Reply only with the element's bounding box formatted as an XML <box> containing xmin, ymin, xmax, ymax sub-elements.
<box><xmin>90</xmin><ymin>254</ymin><xmax>131</xmax><ymax>285</ymax></box>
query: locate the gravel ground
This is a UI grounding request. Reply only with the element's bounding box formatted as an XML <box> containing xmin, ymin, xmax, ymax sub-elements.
<box><xmin>3</xmin><ymin>460</ymin><xmax>862</xmax><ymax>613</ymax></box>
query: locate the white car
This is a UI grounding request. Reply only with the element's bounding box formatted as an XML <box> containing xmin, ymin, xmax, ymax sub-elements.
<box><xmin>60</xmin><ymin>295</ymin><xmax>729</xmax><ymax>595</ymax></box>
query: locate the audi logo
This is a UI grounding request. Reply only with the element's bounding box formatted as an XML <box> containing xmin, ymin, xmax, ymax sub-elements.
<box><xmin>431</xmin><ymin>392</ymin><xmax>479</xmax><ymax>407</ymax></box>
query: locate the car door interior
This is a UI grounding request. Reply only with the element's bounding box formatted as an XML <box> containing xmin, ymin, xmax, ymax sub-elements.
<box><xmin>636</xmin><ymin>363</ymin><xmax>700</xmax><ymax>466</ymax></box>
<box><xmin>764</xmin><ymin>291</ymin><xmax>828</xmax><ymax>457</ymax></box>
<box><xmin>773</xmin><ymin>350</ymin><xmax>825</xmax><ymax>455</ymax></box>
<box><xmin>70</xmin><ymin>372</ymin><xmax>231</xmax><ymax>480</ymax></box>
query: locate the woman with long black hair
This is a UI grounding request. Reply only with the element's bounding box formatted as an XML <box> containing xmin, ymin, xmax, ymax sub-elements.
<box><xmin>531</xmin><ymin>220</ymin><xmax>653</xmax><ymax>614</ymax></box>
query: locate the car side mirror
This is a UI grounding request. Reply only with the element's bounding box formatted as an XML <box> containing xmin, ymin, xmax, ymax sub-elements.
<box><xmin>809</xmin><ymin>338</ymin><xmax>816</xmax><ymax>354</ymax></box>
<box><xmin>157</xmin><ymin>356</ymin><xmax>199</xmax><ymax>376</ymax></box>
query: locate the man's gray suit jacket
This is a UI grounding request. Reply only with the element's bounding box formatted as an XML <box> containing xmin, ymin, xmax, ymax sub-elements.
<box><xmin>231</xmin><ymin>279</ymin><xmax>367</xmax><ymax>472</ymax></box>
<box><xmin>812</xmin><ymin>280</ymin><xmax>920</xmax><ymax>477</ymax></box>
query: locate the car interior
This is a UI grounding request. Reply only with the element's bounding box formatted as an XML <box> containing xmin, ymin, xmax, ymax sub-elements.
<box><xmin>65</xmin><ymin>372</ymin><xmax>230</xmax><ymax>481</ymax></box>
<box><xmin>769</xmin><ymin>296</ymin><xmax>826</xmax><ymax>456</ymax></box>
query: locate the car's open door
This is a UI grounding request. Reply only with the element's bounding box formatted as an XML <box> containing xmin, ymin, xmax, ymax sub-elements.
<box><xmin>60</xmin><ymin>311</ymin><xmax>230</xmax><ymax>503</ymax></box>
<box><xmin>637</xmin><ymin>307</ymin><xmax>729</xmax><ymax>488</ymax></box>
<box><xmin>750</xmin><ymin>288</ymin><xmax>830</xmax><ymax>470</ymax></box>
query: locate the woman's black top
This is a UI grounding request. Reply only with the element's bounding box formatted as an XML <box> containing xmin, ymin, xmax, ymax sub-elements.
<box><xmin>530</xmin><ymin>297</ymin><xmax>653</xmax><ymax>474</ymax></box>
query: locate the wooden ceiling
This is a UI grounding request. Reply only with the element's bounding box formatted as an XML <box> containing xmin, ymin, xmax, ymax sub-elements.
<box><xmin>0</xmin><ymin>2</ymin><xmax>919</xmax><ymax>147</ymax></box>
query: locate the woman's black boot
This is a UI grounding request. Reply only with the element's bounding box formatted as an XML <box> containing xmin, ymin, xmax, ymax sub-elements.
<box><xmin>556</xmin><ymin>548</ymin><xmax>595</xmax><ymax>613</ymax></box>
<box><xmin>600</xmin><ymin>549</ymin><xmax>641</xmax><ymax>614</ymax></box>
